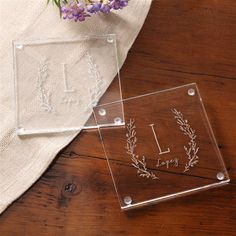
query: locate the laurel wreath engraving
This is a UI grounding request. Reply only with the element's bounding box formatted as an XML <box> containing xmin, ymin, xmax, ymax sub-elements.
<box><xmin>85</xmin><ymin>52</ymin><xmax>105</xmax><ymax>108</ymax></box>
<box><xmin>125</xmin><ymin>119</ymin><xmax>159</xmax><ymax>180</ymax></box>
<box><xmin>125</xmin><ymin>109</ymin><xmax>199</xmax><ymax>178</ymax></box>
<box><xmin>172</xmin><ymin>108</ymin><xmax>199</xmax><ymax>172</ymax></box>
<box><xmin>37</xmin><ymin>59</ymin><xmax>54</xmax><ymax>112</ymax></box>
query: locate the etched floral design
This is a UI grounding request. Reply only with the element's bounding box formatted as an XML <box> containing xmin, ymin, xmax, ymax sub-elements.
<box><xmin>125</xmin><ymin>118</ymin><xmax>158</xmax><ymax>180</ymax></box>
<box><xmin>37</xmin><ymin>59</ymin><xmax>54</xmax><ymax>112</ymax></box>
<box><xmin>172</xmin><ymin>108</ymin><xmax>199</xmax><ymax>172</ymax></box>
<box><xmin>85</xmin><ymin>52</ymin><xmax>105</xmax><ymax>108</ymax></box>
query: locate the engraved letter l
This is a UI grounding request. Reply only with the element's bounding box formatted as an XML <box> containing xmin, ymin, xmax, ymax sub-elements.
<box><xmin>149</xmin><ymin>124</ymin><xmax>170</xmax><ymax>155</ymax></box>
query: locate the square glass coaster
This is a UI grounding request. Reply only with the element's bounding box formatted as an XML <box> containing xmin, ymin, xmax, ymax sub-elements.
<box><xmin>13</xmin><ymin>34</ymin><xmax>122</xmax><ymax>135</ymax></box>
<box><xmin>93</xmin><ymin>83</ymin><xmax>230</xmax><ymax>210</ymax></box>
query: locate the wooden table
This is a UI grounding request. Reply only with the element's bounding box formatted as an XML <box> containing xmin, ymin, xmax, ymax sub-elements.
<box><xmin>1</xmin><ymin>1</ymin><xmax>236</xmax><ymax>235</ymax></box>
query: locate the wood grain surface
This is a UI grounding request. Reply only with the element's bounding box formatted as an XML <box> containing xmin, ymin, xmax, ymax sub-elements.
<box><xmin>1</xmin><ymin>0</ymin><xmax>236</xmax><ymax>235</ymax></box>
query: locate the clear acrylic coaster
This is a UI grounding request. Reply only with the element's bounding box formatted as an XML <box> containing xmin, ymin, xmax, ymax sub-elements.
<box><xmin>93</xmin><ymin>83</ymin><xmax>230</xmax><ymax>210</ymax></box>
<box><xmin>13</xmin><ymin>34</ymin><xmax>122</xmax><ymax>135</ymax></box>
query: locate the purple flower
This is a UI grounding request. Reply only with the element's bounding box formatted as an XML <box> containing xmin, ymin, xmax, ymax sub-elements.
<box><xmin>100</xmin><ymin>3</ymin><xmax>111</xmax><ymax>13</ymax></box>
<box><xmin>109</xmin><ymin>0</ymin><xmax>128</xmax><ymax>10</ymax></box>
<box><xmin>74</xmin><ymin>11</ymin><xmax>91</xmax><ymax>22</ymax></box>
<box><xmin>87</xmin><ymin>3</ymin><xmax>102</xmax><ymax>13</ymax></box>
<box><xmin>61</xmin><ymin>1</ymin><xmax>90</xmax><ymax>22</ymax></box>
<box><xmin>61</xmin><ymin>6</ymin><xmax>74</xmax><ymax>19</ymax></box>
<box><xmin>60</xmin><ymin>0</ymin><xmax>129</xmax><ymax>23</ymax></box>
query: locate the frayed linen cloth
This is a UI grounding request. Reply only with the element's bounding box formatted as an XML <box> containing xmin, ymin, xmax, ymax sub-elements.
<box><xmin>0</xmin><ymin>0</ymin><xmax>152</xmax><ymax>214</ymax></box>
